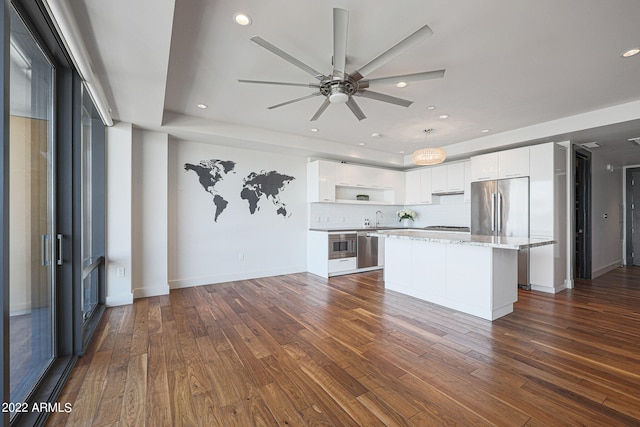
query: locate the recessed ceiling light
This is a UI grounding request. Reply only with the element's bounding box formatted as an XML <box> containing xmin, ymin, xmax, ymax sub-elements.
<box><xmin>233</xmin><ymin>12</ymin><xmax>252</xmax><ymax>26</ymax></box>
<box><xmin>439</xmin><ymin>114</ymin><xmax>449</xmax><ymax>119</ymax></box>
<box><xmin>310</xmin><ymin>128</ymin><xmax>319</xmax><ymax>132</ymax></box>
<box><xmin>481</xmin><ymin>129</ymin><xmax>490</xmax><ymax>133</ymax></box>
<box><xmin>371</xmin><ymin>132</ymin><xmax>381</xmax><ymax>138</ymax></box>
<box><xmin>621</xmin><ymin>47</ymin><xmax>640</xmax><ymax>58</ymax></box>
<box><xmin>197</xmin><ymin>104</ymin><xmax>208</xmax><ymax>109</ymax></box>
<box><xmin>396</xmin><ymin>82</ymin><xmax>407</xmax><ymax>88</ymax></box>
<box><xmin>359</xmin><ymin>142</ymin><xmax>365</xmax><ymax>146</ymax></box>
<box><xmin>427</xmin><ymin>105</ymin><xmax>436</xmax><ymax>110</ymax></box>
<box><xmin>399</xmin><ymin>150</ymin><xmax>405</xmax><ymax>154</ymax></box>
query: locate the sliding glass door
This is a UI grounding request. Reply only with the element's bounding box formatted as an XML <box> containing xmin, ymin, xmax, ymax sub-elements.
<box><xmin>8</xmin><ymin>5</ymin><xmax>55</xmax><ymax>413</ymax></box>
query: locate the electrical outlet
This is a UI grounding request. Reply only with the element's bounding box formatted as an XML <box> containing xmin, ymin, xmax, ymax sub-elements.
<box><xmin>238</xmin><ymin>252</ymin><xmax>245</xmax><ymax>261</ymax></box>
<box><xmin>116</xmin><ymin>267</ymin><xmax>125</xmax><ymax>277</ymax></box>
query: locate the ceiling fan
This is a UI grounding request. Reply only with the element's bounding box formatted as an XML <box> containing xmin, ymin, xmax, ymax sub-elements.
<box><xmin>238</xmin><ymin>8</ymin><xmax>445</xmax><ymax>121</ymax></box>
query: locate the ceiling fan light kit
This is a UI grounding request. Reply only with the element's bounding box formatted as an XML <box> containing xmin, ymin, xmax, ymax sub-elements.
<box><xmin>239</xmin><ymin>8</ymin><xmax>445</xmax><ymax>121</ymax></box>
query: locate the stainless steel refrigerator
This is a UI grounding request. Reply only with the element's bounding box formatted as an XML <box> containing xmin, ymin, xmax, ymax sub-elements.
<box><xmin>470</xmin><ymin>177</ymin><xmax>530</xmax><ymax>288</ymax></box>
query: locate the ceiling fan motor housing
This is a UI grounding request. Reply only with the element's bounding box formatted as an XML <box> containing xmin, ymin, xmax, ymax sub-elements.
<box><xmin>322</xmin><ymin>77</ymin><xmax>357</xmax><ymax>103</ymax></box>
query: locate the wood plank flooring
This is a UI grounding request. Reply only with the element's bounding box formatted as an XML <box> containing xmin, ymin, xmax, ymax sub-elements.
<box><xmin>46</xmin><ymin>267</ymin><xmax>640</xmax><ymax>426</ymax></box>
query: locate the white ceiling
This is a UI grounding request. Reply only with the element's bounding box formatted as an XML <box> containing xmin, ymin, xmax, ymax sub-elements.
<box><xmin>68</xmin><ymin>0</ymin><xmax>640</xmax><ymax>168</ymax></box>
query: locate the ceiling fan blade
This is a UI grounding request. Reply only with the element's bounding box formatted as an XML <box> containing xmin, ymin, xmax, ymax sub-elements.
<box><xmin>350</xmin><ymin>25</ymin><xmax>433</xmax><ymax>81</ymax></box>
<box><xmin>355</xmin><ymin>90</ymin><xmax>413</xmax><ymax>107</ymax></box>
<box><xmin>310</xmin><ymin>98</ymin><xmax>331</xmax><ymax>121</ymax></box>
<box><xmin>238</xmin><ymin>79</ymin><xmax>321</xmax><ymax>88</ymax></box>
<box><xmin>345</xmin><ymin>97</ymin><xmax>366</xmax><ymax>121</ymax></box>
<box><xmin>333</xmin><ymin>8</ymin><xmax>349</xmax><ymax>78</ymax></box>
<box><xmin>250</xmin><ymin>36</ymin><xmax>326</xmax><ymax>80</ymax></box>
<box><xmin>268</xmin><ymin>93</ymin><xmax>321</xmax><ymax>109</ymax></box>
<box><xmin>360</xmin><ymin>69</ymin><xmax>446</xmax><ymax>88</ymax></box>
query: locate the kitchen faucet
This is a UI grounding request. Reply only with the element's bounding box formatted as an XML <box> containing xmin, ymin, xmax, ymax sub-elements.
<box><xmin>375</xmin><ymin>210</ymin><xmax>383</xmax><ymax>227</ymax></box>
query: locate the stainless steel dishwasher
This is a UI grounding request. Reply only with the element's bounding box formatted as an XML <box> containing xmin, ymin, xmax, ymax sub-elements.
<box><xmin>357</xmin><ymin>231</ymin><xmax>378</xmax><ymax>268</ymax></box>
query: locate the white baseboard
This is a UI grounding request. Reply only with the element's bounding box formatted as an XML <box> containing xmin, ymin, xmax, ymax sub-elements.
<box><xmin>530</xmin><ymin>282</ymin><xmax>567</xmax><ymax>294</ymax></box>
<box><xmin>106</xmin><ymin>293</ymin><xmax>134</xmax><ymax>307</ymax></box>
<box><xmin>592</xmin><ymin>260</ymin><xmax>623</xmax><ymax>279</ymax></box>
<box><xmin>133</xmin><ymin>285</ymin><xmax>170</xmax><ymax>299</ymax></box>
<box><xmin>169</xmin><ymin>265</ymin><xmax>307</xmax><ymax>289</ymax></box>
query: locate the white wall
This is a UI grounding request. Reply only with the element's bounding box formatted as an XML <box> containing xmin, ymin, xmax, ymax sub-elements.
<box><xmin>167</xmin><ymin>139</ymin><xmax>307</xmax><ymax>288</ymax></box>
<box><xmin>406</xmin><ymin>195</ymin><xmax>471</xmax><ymax>228</ymax></box>
<box><xmin>106</xmin><ymin>122</ymin><xmax>134</xmax><ymax>306</ymax></box>
<box><xmin>131</xmin><ymin>129</ymin><xmax>169</xmax><ymax>298</ymax></box>
<box><xmin>591</xmin><ymin>153</ymin><xmax>623</xmax><ymax>277</ymax></box>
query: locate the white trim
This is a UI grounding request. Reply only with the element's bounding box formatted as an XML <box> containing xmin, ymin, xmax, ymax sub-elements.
<box><xmin>133</xmin><ymin>285</ymin><xmax>170</xmax><ymax>299</ymax></box>
<box><xmin>530</xmin><ymin>283</ymin><xmax>567</xmax><ymax>294</ymax></box>
<box><xmin>105</xmin><ymin>293</ymin><xmax>134</xmax><ymax>307</ymax></box>
<box><xmin>592</xmin><ymin>260</ymin><xmax>623</xmax><ymax>279</ymax></box>
<box><xmin>169</xmin><ymin>265</ymin><xmax>307</xmax><ymax>289</ymax></box>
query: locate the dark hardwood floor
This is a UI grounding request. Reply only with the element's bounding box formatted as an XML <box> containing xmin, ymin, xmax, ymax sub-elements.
<box><xmin>46</xmin><ymin>267</ymin><xmax>640</xmax><ymax>426</ymax></box>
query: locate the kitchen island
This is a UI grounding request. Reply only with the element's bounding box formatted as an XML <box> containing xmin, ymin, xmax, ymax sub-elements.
<box><xmin>370</xmin><ymin>229</ymin><xmax>556</xmax><ymax>321</ymax></box>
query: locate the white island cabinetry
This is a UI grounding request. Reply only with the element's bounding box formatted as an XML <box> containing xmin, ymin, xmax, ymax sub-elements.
<box><xmin>374</xmin><ymin>230</ymin><xmax>555</xmax><ymax>320</ymax></box>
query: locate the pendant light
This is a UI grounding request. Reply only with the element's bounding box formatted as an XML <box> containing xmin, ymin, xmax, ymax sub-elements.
<box><xmin>412</xmin><ymin>129</ymin><xmax>446</xmax><ymax>165</ymax></box>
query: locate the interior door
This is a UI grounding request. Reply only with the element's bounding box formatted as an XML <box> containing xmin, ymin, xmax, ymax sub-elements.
<box><xmin>575</xmin><ymin>149</ymin><xmax>592</xmax><ymax>279</ymax></box>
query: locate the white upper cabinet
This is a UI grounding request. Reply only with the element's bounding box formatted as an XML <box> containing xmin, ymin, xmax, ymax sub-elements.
<box><xmin>464</xmin><ymin>161</ymin><xmax>471</xmax><ymax>202</ymax></box>
<box><xmin>351</xmin><ymin>165</ymin><xmax>378</xmax><ymax>188</ymax></box>
<box><xmin>405</xmin><ymin>169</ymin><xmax>435</xmax><ymax>204</ymax></box>
<box><xmin>419</xmin><ymin>169</ymin><xmax>433</xmax><ymax>204</ymax></box>
<box><xmin>446</xmin><ymin>162</ymin><xmax>465</xmax><ymax>193</ymax></box>
<box><xmin>405</xmin><ymin>170</ymin><xmax>421</xmax><ymax>205</ymax></box>
<box><xmin>470</xmin><ymin>146</ymin><xmax>530</xmax><ymax>182</ymax></box>
<box><xmin>308</xmin><ymin>160</ymin><xmax>405</xmax><ymax>204</ymax></box>
<box><xmin>498</xmin><ymin>146</ymin><xmax>530</xmax><ymax>179</ymax></box>
<box><xmin>470</xmin><ymin>152</ymin><xmax>499</xmax><ymax>181</ymax></box>
<box><xmin>430</xmin><ymin>166</ymin><xmax>447</xmax><ymax>194</ymax></box>
<box><xmin>335</xmin><ymin>163</ymin><xmax>352</xmax><ymax>186</ymax></box>
<box><xmin>430</xmin><ymin>163</ymin><xmax>466</xmax><ymax>194</ymax></box>
<box><xmin>307</xmin><ymin>160</ymin><xmax>336</xmax><ymax>202</ymax></box>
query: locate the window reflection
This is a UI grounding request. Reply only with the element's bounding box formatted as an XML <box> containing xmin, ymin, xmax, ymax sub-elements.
<box><xmin>9</xmin><ymin>6</ymin><xmax>55</xmax><ymax>413</ymax></box>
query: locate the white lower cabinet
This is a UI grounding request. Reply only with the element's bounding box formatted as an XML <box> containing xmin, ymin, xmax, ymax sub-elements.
<box><xmin>328</xmin><ymin>257</ymin><xmax>357</xmax><ymax>273</ymax></box>
<box><xmin>384</xmin><ymin>238</ymin><xmax>518</xmax><ymax>320</ymax></box>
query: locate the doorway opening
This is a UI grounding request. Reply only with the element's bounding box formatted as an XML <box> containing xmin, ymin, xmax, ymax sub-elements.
<box><xmin>575</xmin><ymin>148</ymin><xmax>592</xmax><ymax>280</ymax></box>
<box><xmin>625</xmin><ymin>167</ymin><xmax>640</xmax><ymax>266</ymax></box>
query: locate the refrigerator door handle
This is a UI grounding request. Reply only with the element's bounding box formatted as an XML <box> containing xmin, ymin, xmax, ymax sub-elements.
<box><xmin>491</xmin><ymin>193</ymin><xmax>496</xmax><ymax>232</ymax></box>
<box><xmin>497</xmin><ymin>192</ymin><xmax>503</xmax><ymax>232</ymax></box>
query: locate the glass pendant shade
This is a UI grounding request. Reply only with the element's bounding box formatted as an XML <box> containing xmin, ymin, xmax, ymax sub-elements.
<box><xmin>412</xmin><ymin>147</ymin><xmax>446</xmax><ymax>165</ymax></box>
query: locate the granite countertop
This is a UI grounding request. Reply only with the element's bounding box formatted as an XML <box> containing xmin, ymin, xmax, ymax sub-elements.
<box><xmin>369</xmin><ymin>229</ymin><xmax>556</xmax><ymax>250</ymax></box>
<box><xmin>309</xmin><ymin>226</ymin><xmax>405</xmax><ymax>232</ymax></box>
<box><xmin>309</xmin><ymin>226</ymin><xmax>471</xmax><ymax>233</ymax></box>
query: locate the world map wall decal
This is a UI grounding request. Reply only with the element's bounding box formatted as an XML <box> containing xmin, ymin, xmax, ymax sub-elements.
<box><xmin>184</xmin><ymin>158</ymin><xmax>295</xmax><ymax>222</ymax></box>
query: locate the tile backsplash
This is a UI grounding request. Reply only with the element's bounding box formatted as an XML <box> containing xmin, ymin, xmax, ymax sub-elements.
<box><xmin>309</xmin><ymin>194</ymin><xmax>470</xmax><ymax>229</ymax></box>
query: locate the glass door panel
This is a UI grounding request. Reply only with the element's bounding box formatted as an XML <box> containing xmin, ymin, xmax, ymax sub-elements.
<box><xmin>81</xmin><ymin>86</ymin><xmax>98</xmax><ymax>322</ymax></box>
<box><xmin>8</xmin><ymin>6</ymin><xmax>55</xmax><ymax>410</ymax></box>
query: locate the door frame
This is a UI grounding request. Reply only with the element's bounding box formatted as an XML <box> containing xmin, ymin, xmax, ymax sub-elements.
<box><xmin>624</xmin><ymin>167</ymin><xmax>640</xmax><ymax>265</ymax></box>
<box><xmin>574</xmin><ymin>147</ymin><xmax>592</xmax><ymax>280</ymax></box>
